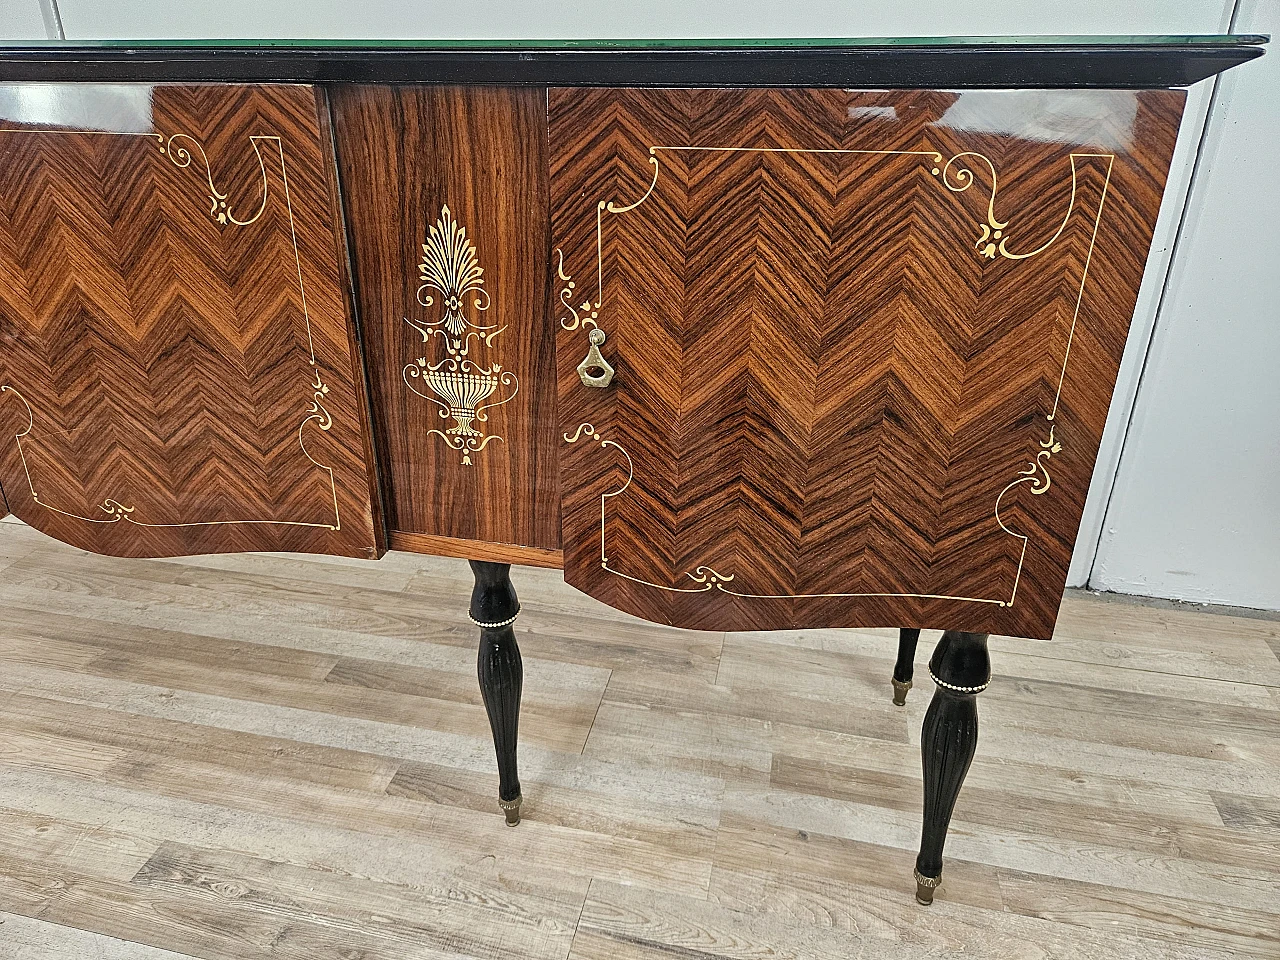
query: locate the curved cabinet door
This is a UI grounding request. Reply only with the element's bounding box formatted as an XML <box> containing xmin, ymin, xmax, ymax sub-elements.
<box><xmin>551</xmin><ymin>88</ymin><xmax>1184</xmax><ymax>639</ymax></box>
<box><xmin>0</xmin><ymin>83</ymin><xmax>382</xmax><ymax>559</ymax></box>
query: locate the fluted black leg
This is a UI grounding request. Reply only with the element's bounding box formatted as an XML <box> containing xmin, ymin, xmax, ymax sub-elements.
<box><xmin>915</xmin><ymin>630</ymin><xmax>989</xmax><ymax>905</ymax></box>
<box><xmin>892</xmin><ymin>628</ymin><xmax>921</xmax><ymax>705</ymax></box>
<box><xmin>470</xmin><ymin>560</ymin><xmax>523</xmax><ymax>826</ymax></box>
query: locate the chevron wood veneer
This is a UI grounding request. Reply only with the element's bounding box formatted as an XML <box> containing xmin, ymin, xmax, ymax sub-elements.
<box><xmin>0</xmin><ymin>84</ymin><xmax>381</xmax><ymax>559</ymax></box>
<box><xmin>551</xmin><ymin>88</ymin><xmax>1185</xmax><ymax>639</ymax></box>
<box><xmin>332</xmin><ymin>86</ymin><xmax>560</xmax><ymax>554</ymax></box>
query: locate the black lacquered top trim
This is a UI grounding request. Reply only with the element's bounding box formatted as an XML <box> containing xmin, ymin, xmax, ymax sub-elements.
<box><xmin>0</xmin><ymin>37</ymin><xmax>1266</xmax><ymax>88</ymax></box>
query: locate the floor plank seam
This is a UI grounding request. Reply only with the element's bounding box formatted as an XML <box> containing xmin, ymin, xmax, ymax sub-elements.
<box><xmin>564</xmin><ymin>877</ymin><xmax>594</xmax><ymax>960</ymax></box>
<box><xmin>579</xmin><ymin>669</ymin><xmax>613</xmax><ymax>756</ymax></box>
<box><xmin>987</xmin><ymin>647</ymin><xmax>1280</xmax><ymax>689</ymax></box>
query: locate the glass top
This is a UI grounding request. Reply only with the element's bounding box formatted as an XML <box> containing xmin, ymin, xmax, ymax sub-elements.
<box><xmin>6</xmin><ymin>35</ymin><xmax>1269</xmax><ymax>50</ymax></box>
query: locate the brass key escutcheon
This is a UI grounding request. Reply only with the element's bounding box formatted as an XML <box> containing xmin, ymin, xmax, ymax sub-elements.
<box><xmin>577</xmin><ymin>328</ymin><xmax>615</xmax><ymax>388</ymax></box>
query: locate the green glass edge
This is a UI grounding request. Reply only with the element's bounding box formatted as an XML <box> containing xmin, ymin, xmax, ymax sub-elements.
<box><xmin>1</xmin><ymin>34</ymin><xmax>1269</xmax><ymax>51</ymax></box>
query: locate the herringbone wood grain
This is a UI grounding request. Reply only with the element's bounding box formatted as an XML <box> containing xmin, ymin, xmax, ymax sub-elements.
<box><xmin>552</xmin><ymin>89</ymin><xmax>1184</xmax><ymax>639</ymax></box>
<box><xmin>0</xmin><ymin>84</ymin><xmax>380</xmax><ymax>559</ymax></box>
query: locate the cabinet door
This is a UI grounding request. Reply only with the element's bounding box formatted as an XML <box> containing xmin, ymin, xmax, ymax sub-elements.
<box><xmin>0</xmin><ymin>84</ymin><xmax>382</xmax><ymax>559</ymax></box>
<box><xmin>551</xmin><ymin>88</ymin><xmax>1184</xmax><ymax>639</ymax></box>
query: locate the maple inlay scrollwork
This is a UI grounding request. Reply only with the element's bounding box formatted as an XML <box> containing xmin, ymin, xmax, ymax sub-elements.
<box><xmin>938</xmin><ymin>151</ymin><xmax>1114</xmax><ymax>261</ymax></box>
<box><xmin>160</xmin><ymin>132</ymin><xmax>270</xmax><ymax>226</ymax></box>
<box><xmin>403</xmin><ymin>205</ymin><xmax>518</xmax><ymax>466</ymax></box>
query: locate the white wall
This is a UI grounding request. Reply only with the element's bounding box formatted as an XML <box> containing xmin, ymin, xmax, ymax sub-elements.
<box><xmin>8</xmin><ymin>1</ymin><xmax>1275</xmax><ymax>609</ymax></box>
<box><xmin>1</xmin><ymin>0</ymin><xmax>50</xmax><ymax>40</ymax></box>
<box><xmin>45</xmin><ymin>1</ymin><xmax>1238</xmax><ymax>42</ymax></box>
<box><xmin>1064</xmin><ymin>65</ymin><xmax>1225</xmax><ymax>588</ymax></box>
<box><xmin>1090</xmin><ymin>0</ymin><xmax>1278</xmax><ymax>610</ymax></box>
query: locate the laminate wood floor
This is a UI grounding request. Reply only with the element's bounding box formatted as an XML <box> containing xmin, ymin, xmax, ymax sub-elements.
<box><xmin>0</xmin><ymin>518</ymin><xmax>1276</xmax><ymax>959</ymax></box>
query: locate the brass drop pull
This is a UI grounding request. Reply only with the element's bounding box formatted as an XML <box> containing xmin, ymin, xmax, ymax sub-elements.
<box><xmin>577</xmin><ymin>328</ymin><xmax>615</xmax><ymax>388</ymax></box>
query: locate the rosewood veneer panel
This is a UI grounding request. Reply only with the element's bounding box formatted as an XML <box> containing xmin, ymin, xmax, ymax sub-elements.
<box><xmin>0</xmin><ymin>83</ymin><xmax>381</xmax><ymax>559</ymax></box>
<box><xmin>332</xmin><ymin>86</ymin><xmax>559</xmax><ymax>556</ymax></box>
<box><xmin>551</xmin><ymin>88</ymin><xmax>1184</xmax><ymax>639</ymax></box>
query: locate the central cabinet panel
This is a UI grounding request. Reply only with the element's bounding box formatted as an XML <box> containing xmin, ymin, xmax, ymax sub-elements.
<box><xmin>332</xmin><ymin>87</ymin><xmax>560</xmax><ymax>560</ymax></box>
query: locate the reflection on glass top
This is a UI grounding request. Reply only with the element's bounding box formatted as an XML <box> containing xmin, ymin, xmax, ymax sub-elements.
<box><xmin>4</xmin><ymin>35</ymin><xmax>1270</xmax><ymax>50</ymax></box>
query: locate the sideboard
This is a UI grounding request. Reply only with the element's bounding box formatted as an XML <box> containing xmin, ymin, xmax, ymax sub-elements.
<box><xmin>0</xmin><ymin>36</ymin><xmax>1265</xmax><ymax>905</ymax></box>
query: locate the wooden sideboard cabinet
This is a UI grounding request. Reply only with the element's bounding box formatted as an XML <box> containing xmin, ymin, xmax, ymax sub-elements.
<box><xmin>0</xmin><ymin>36</ymin><xmax>1265</xmax><ymax>905</ymax></box>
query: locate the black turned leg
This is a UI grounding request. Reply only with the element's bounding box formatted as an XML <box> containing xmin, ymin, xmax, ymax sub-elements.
<box><xmin>470</xmin><ymin>561</ymin><xmax>523</xmax><ymax>826</ymax></box>
<box><xmin>915</xmin><ymin>630</ymin><xmax>990</xmax><ymax>905</ymax></box>
<box><xmin>892</xmin><ymin>628</ymin><xmax>922</xmax><ymax>705</ymax></box>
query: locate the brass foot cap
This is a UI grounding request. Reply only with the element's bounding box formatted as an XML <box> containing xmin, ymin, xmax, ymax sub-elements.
<box><xmin>892</xmin><ymin>678</ymin><xmax>912</xmax><ymax>707</ymax></box>
<box><xmin>914</xmin><ymin>868</ymin><xmax>941</xmax><ymax>906</ymax></box>
<box><xmin>498</xmin><ymin>794</ymin><xmax>522</xmax><ymax>827</ymax></box>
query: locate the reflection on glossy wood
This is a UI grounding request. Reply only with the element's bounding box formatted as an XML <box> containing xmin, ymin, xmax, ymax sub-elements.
<box><xmin>332</xmin><ymin>86</ymin><xmax>559</xmax><ymax>555</ymax></box>
<box><xmin>551</xmin><ymin>88</ymin><xmax>1184</xmax><ymax>638</ymax></box>
<box><xmin>0</xmin><ymin>83</ymin><xmax>380</xmax><ymax>559</ymax></box>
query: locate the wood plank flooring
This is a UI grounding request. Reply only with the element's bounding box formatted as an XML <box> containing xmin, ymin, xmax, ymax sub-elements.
<box><xmin>0</xmin><ymin>518</ymin><xmax>1277</xmax><ymax>959</ymax></box>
